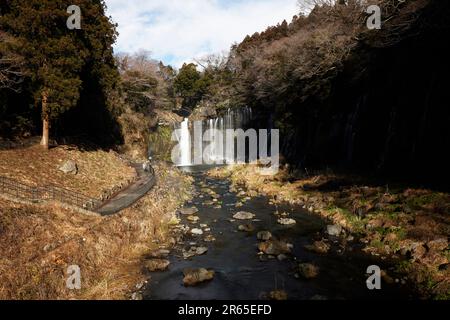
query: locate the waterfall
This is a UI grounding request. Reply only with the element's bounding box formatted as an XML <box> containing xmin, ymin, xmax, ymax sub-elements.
<box><xmin>174</xmin><ymin>107</ymin><xmax>252</xmax><ymax>166</ymax></box>
<box><xmin>179</xmin><ymin>118</ymin><xmax>191</xmax><ymax>166</ymax></box>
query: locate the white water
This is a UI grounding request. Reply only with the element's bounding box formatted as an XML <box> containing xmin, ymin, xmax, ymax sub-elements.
<box><xmin>179</xmin><ymin>118</ymin><xmax>191</xmax><ymax>166</ymax></box>
<box><xmin>175</xmin><ymin>107</ymin><xmax>252</xmax><ymax>166</ymax></box>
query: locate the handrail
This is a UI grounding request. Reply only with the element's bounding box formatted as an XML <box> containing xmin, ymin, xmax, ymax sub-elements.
<box><xmin>0</xmin><ymin>163</ymin><xmax>156</xmax><ymax>214</ymax></box>
<box><xmin>0</xmin><ymin>176</ymin><xmax>102</xmax><ymax>211</ymax></box>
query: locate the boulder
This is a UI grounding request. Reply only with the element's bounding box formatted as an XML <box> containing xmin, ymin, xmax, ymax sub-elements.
<box><xmin>326</xmin><ymin>224</ymin><xmax>342</xmax><ymax>237</ymax></box>
<box><xmin>257</xmin><ymin>231</ymin><xmax>273</xmax><ymax>241</ymax></box>
<box><xmin>145</xmin><ymin>259</ymin><xmax>170</xmax><ymax>272</ymax></box>
<box><xmin>238</xmin><ymin>224</ymin><xmax>255</xmax><ymax>232</ymax></box>
<box><xmin>278</xmin><ymin>218</ymin><xmax>296</xmax><ymax>226</ymax></box>
<box><xmin>179</xmin><ymin>207</ymin><xmax>199</xmax><ymax>216</ymax></box>
<box><xmin>233</xmin><ymin>211</ymin><xmax>255</xmax><ymax>220</ymax></box>
<box><xmin>187</xmin><ymin>215</ymin><xmax>200</xmax><ymax>223</ymax></box>
<box><xmin>131</xmin><ymin>292</ymin><xmax>143</xmax><ymax>300</ymax></box>
<box><xmin>204</xmin><ymin>235</ymin><xmax>216</xmax><ymax>242</ymax></box>
<box><xmin>258</xmin><ymin>240</ymin><xmax>291</xmax><ymax>255</ymax></box>
<box><xmin>277</xmin><ymin>254</ymin><xmax>288</xmax><ymax>261</ymax></box>
<box><xmin>269</xmin><ymin>290</ymin><xmax>288</xmax><ymax>301</ymax></box>
<box><xmin>190</xmin><ymin>228</ymin><xmax>204</xmax><ymax>236</ymax></box>
<box><xmin>298</xmin><ymin>263</ymin><xmax>319</xmax><ymax>279</ymax></box>
<box><xmin>182</xmin><ymin>247</ymin><xmax>208</xmax><ymax>260</ymax></box>
<box><xmin>305</xmin><ymin>240</ymin><xmax>330</xmax><ymax>254</ymax></box>
<box><xmin>183</xmin><ymin>268</ymin><xmax>215</xmax><ymax>286</ymax></box>
<box><xmin>195</xmin><ymin>247</ymin><xmax>208</xmax><ymax>255</ymax></box>
<box><xmin>148</xmin><ymin>249</ymin><xmax>170</xmax><ymax>258</ymax></box>
<box><xmin>58</xmin><ymin>160</ymin><xmax>78</xmax><ymax>175</ymax></box>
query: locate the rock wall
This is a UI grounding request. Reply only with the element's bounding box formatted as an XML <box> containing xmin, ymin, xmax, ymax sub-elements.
<box><xmin>255</xmin><ymin>1</ymin><xmax>450</xmax><ymax>186</ymax></box>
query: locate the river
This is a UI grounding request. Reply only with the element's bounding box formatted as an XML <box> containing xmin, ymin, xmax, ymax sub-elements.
<box><xmin>143</xmin><ymin>166</ymin><xmax>416</xmax><ymax>300</ymax></box>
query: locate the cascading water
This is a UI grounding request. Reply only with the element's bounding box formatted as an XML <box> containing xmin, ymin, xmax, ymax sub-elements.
<box><xmin>178</xmin><ymin>118</ymin><xmax>191</xmax><ymax>166</ymax></box>
<box><xmin>174</xmin><ymin>107</ymin><xmax>252</xmax><ymax>166</ymax></box>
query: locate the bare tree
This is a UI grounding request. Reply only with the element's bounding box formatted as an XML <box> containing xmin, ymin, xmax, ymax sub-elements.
<box><xmin>194</xmin><ymin>52</ymin><xmax>229</xmax><ymax>72</ymax></box>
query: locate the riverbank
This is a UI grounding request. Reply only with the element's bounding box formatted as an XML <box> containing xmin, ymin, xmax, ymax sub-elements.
<box><xmin>0</xmin><ymin>161</ymin><xmax>193</xmax><ymax>300</ymax></box>
<box><xmin>208</xmin><ymin>164</ymin><xmax>450</xmax><ymax>299</ymax></box>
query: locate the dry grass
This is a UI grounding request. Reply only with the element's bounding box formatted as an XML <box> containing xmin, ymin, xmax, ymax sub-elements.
<box><xmin>0</xmin><ymin>161</ymin><xmax>193</xmax><ymax>300</ymax></box>
<box><xmin>0</xmin><ymin>144</ymin><xmax>136</xmax><ymax>198</ymax></box>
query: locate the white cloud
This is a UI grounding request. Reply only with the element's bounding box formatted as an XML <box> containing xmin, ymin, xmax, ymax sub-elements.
<box><xmin>104</xmin><ymin>0</ymin><xmax>299</xmax><ymax>67</ymax></box>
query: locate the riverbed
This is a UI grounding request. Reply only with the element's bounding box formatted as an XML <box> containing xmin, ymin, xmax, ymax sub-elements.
<box><xmin>144</xmin><ymin>167</ymin><xmax>416</xmax><ymax>300</ymax></box>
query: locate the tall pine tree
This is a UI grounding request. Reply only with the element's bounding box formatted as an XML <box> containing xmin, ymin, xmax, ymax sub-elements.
<box><xmin>0</xmin><ymin>0</ymin><xmax>118</xmax><ymax>149</ymax></box>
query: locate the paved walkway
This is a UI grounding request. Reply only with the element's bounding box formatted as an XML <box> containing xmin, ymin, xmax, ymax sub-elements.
<box><xmin>96</xmin><ymin>163</ymin><xmax>156</xmax><ymax>216</ymax></box>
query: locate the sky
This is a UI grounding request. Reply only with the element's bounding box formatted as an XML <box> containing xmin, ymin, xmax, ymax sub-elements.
<box><xmin>104</xmin><ymin>0</ymin><xmax>300</xmax><ymax>68</ymax></box>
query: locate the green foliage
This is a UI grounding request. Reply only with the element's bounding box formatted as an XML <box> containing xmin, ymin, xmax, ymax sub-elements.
<box><xmin>395</xmin><ymin>260</ymin><xmax>413</xmax><ymax>274</ymax></box>
<box><xmin>0</xmin><ymin>0</ymin><xmax>119</xmax><ymax>130</ymax></box>
<box><xmin>174</xmin><ymin>63</ymin><xmax>211</xmax><ymax>109</ymax></box>
<box><xmin>148</xmin><ymin>126</ymin><xmax>175</xmax><ymax>162</ymax></box>
<box><xmin>2</xmin><ymin>0</ymin><xmax>81</xmax><ymax>118</ymax></box>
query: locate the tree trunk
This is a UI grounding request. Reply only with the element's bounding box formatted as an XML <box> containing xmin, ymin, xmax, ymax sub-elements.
<box><xmin>40</xmin><ymin>90</ymin><xmax>49</xmax><ymax>150</ymax></box>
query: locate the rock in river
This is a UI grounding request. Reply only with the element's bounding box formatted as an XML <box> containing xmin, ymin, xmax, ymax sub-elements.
<box><xmin>269</xmin><ymin>290</ymin><xmax>288</xmax><ymax>301</ymax></box>
<box><xmin>277</xmin><ymin>254</ymin><xmax>288</xmax><ymax>261</ymax></box>
<box><xmin>204</xmin><ymin>235</ymin><xmax>216</xmax><ymax>242</ymax></box>
<box><xmin>195</xmin><ymin>247</ymin><xmax>208</xmax><ymax>255</ymax></box>
<box><xmin>298</xmin><ymin>263</ymin><xmax>320</xmax><ymax>279</ymax></box>
<box><xmin>178</xmin><ymin>207</ymin><xmax>199</xmax><ymax>216</ymax></box>
<box><xmin>305</xmin><ymin>240</ymin><xmax>330</xmax><ymax>254</ymax></box>
<box><xmin>183</xmin><ymin>268</ymin><xmax>215</xmax><ymax>286</ymax></box>
<box><xmin>233</xmin><ymin>211</ymin><xmax>255</xmax><ymax>220</ymax></box>
<box><xmin>238</xmin><ymin>224</ymin><xmax>255</xmax><ymax>232</ymax></box>
<box><xmin>187</xmin><ymin>215</ymin><xmax>200</xmax><ymax>223</ymax></box>
<box><xmin>258</xmin><ymin>240</ymin><xmax>292</xmax><ymax>255</ymax></box>
<box><xmin>190</xmin><ymin>228</ymin><xmax>204</xmax><ymax>236</ymax></box>
<box><xmin>145</xmin><ymin>259</ymin><xmax>170</xmax><ymax>272</ymax></box>
<box><xmin>148</xmin><ymin>249</ymin><xmax>171</xmax><ymax>258</ymax></box>
<box><xmin>257</xmin><ymin>231</ymin><xmax>273</xmax><ymax>241</ymax></box>
<box><xmin>278</xmin><ymin>218</ymin><xmax>296</xmax><ymax>226</ymax></box>
<box><xmin>326</xmin><ymin>224</ymin><xmax>342</xmax><ymax>237</ymax></box>
<box><xmin>183</xmin><ymin>247</ymin><xmax>208</xmax><ymax>259</ymax></box>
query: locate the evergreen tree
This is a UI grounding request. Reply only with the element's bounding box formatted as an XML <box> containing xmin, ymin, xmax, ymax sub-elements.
<box><xmin>173</xmin><ymin>63</ymin><xmax>209</xmax><ymax>110</ymax></box>
<box><xmin>0</xmin><ymin>0</ymin><xmax>118</xmax><ymax>149</ymax></box>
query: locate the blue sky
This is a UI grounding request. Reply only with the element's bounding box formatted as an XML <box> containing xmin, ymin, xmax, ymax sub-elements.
<box><xmin>104</xmin><ymin>0</ymin><xmax>299</xmax><ymax>67</ymax></box>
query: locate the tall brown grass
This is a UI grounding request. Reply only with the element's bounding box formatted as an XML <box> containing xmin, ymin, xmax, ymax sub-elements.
<box><xmin>0</xmin><ymin>162</ymin><xmax>193</xmax><ymax>300</ymax></box>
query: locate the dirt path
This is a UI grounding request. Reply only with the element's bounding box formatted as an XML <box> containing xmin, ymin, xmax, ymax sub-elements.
<box><xmin>96</xmin><ymin>163</ymin><xmax>156</xmax><ymax>215</ymax></box>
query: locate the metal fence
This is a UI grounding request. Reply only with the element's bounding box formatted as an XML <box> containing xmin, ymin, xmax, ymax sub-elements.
<box><xmin>0</xmin><ymin>176</ymin><xmax>102</xmax><ymax>211</ymax></box>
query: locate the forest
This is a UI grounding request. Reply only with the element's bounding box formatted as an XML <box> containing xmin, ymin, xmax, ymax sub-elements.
<box><xmin>0</xmin><ymin>0</ymin><xmax>449</xmax><ymax>302</ymax></box>
<box><xmin>3</xmin><ymin>0</ymin><xmax>448</xmax><ymax>184</ymax></box>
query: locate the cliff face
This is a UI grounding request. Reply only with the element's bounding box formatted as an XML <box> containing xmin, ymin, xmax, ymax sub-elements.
<box><xmin>254</xmin><ymin>1</ymin><xmax>450</xmax><ymax>185</ymax></box>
